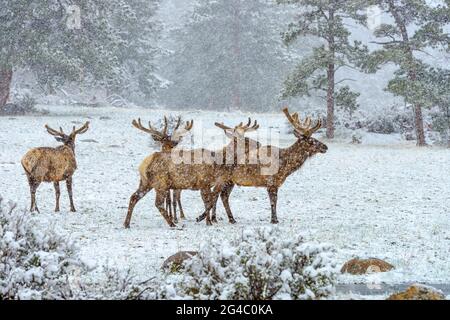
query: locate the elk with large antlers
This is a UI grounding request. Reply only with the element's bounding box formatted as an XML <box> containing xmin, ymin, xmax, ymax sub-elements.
<box><xmin>124</xmin><ymin>118</ymin><xmax>261</xmax><ymax>228</ymax></box>
<box><xmin>21</xmin><ymin>122</ymin><xmax>90</xmax><ymax>213</ymax></box>
<box><xmin>208</xmin><ymin>118</ymin><xmax>261</xmax><ymax>223</ymax></box>
<box><xmin>132</xmin><ymin>116</ymin><xmax>193</xmax><ymax>222</ymax></box>
<box><xmin>198</xmin><ymin>108</ymin><xmax>327</xmax><ymax>224</ymax></box>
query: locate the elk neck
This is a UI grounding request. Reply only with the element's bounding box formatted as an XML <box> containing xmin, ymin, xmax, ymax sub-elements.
<box><xmin>58</xmin><ymin>143</ymin><xmax>76</xmax><ymax>155</ymax></box>
<box><xmin>280</xmin><ymin>137</ymin><xmax>315</xmax><ymax>172</ymax></box>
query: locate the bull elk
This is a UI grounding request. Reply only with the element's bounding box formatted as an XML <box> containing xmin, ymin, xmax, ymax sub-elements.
<box><xmin>124</xmin><ymin>118</ymin><xmax>260</xmax><ymax>228</ymax></box>
<box><xmin>198</xmin><ymin>108</ymin><xmax>327</xmax><ymax>224</ymax></box>
<box><xmin>21</xmin><ymin>122</ymin><xmax>90</xmax><ymax>213</ymax></box>
<box><xmin>132</xmin><ymin>116</ymin><xmax>193</xmax><ymax>223</ymax></box>
<box><xmin>208</xmin><ymin>118</ymin><xmax>261</xmax><ymax>223</ymax></box>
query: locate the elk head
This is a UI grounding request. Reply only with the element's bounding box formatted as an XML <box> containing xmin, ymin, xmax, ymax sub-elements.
<box><xmin>132</xmin><ymin>116</ymin><xmax>194</xmax><ymax>152</ymax></box>
<box><xmin>45</xmin><ymin>122</ymin><xmax>90</xmax><ymax>151</ymax></box>
<box><xmin>283</xmin><ymin>108</ymin><xmax>328</xmax><ymax>154</ymax></box>
<box><xmin>215</xmin><ymin>118</ymin><xmax>259</xmax><ymax>139</ymax></box>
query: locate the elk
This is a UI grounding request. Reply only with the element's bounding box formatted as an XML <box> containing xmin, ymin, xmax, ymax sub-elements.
<box><xmin>132</xmin><ymin>116</ymin><xmax>193</xmax><ymax>223</ymax></box>
<box><xmin>21</xmin><ymin>122</ymin><xmax>90</xmax><ymax>213</ymax></box>
<box><xmin>124</xmin><ymin>118</ymin><xmax>260</xmax><ymax>228</ymax></box>
<box><xmin>198</xmin><ymin>108</ymin><xmax>328</xmax><ymax>224</ymax></box>
<box><xmin>207</xmin><ymin>118</ymin><xmax>261</xmax><ymax>223</ymax></box>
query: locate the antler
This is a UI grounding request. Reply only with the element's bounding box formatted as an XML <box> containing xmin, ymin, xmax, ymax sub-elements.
<box><xmin>236</xmin><ymin>117</ymin><xmax>259</xmax><ymax>132</ymax></box>
<box><xmin>71</xmin><ymin>121</ymin><xmax>90</xmax><ymax>136</ymax></box>
<box><xmin>283</xmin><ymin>107</ymin><xmax>322</xmax><ymax>137</ymax></box>
<box><xmin>172</xmin><ymin>119</ymin><xmax>194</xmax><ymax>141</ymax></box>
<box><xmin>45</xmin><ymin>124</ymin><xmax>67</xmax><ymax>137</ymax></box>
<box><xmin>215</xmin><ymin>118</ymin><xmax>259</xmax><ymax>137</ymax></box>
<box><xmin>132</xmin><ymin>118</ymin><xmax>169</xmax><ymax>141</ymax></box>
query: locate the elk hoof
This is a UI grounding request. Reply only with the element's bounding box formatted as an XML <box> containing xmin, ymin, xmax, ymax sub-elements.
<box><xmin>229</xmin><ymin>219</ymin><xmax>237</xmax><ymax>224</ymax></box>
<box><xmin>55</xmin><ymin>209</ymin><xmax>60</xmax><ymax>213</ymax></box>
<box><xmin>271</xmin><ymin>219</ymin><xmax>279</xmax><ymax>224</ymax></box>
<box><xmin>70</xmin><ymin>208</ymin><xmax>76</xmax><ymax>213</ymax></box>
<box><xmin>169</xmin><ymin>222</ymin><xmax>177</xmax><ymax>228</ymax></box>
<box><xmin>211</xmin><ymin>217</ymin><xmax>218</xmax><ymax>224</ymax></box>
<box><xmin>206</xmin><ymin>221</ymin><xmax>213</xmax><ymax>226</ymax></box>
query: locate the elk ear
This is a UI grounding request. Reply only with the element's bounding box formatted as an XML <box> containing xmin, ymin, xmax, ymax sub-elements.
<box><xmin>54</xmin><ymin>137</ymin><xmax>65</xmax><ymax>142</ymax></box>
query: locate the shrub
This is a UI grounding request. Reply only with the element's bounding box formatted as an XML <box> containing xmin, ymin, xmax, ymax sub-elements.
<box><xmin>429</xmin><ymin>107</ymin><xmax>450</xmax><ymax>147</ymax></box>
<box><xmin>149</xmin><ymin>227</ymin><xmax>338</xmax><ymax>300</ymax></box>
<box><xmin>0</xmin><ymin>197</ymin><xmax>84</xmax><ymax>300</ymax></box>
<box><xmin>0</xmin><ymin>197</ymin><xmax>141</xmax><ymax>300</ymax></box>
<box><xmin>365</xmin><ymin>105</ymin><xmax>414</xmax><ymax>135</ymax></box>
<box><xmin>0</xmin><ymin>93</ymin><xmax>43</xmax><ymax>116</ymax></box>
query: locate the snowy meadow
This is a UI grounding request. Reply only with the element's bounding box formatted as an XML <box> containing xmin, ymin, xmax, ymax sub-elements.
<box><xmin>0</xmin><ymin>105</ymin><xmax>449</xmax><ymax>298</ymax></box>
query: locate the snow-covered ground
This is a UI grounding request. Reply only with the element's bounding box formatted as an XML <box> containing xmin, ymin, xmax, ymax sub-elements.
<box><xmin>1</xmin><ymin>105</ymin><xmax>449</xmax><ymax>294</ymax></box>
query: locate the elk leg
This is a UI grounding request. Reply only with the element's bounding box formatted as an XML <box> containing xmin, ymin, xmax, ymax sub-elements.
<box><xmin>196</xmin><ymin>190</ymin><xmax>210</xmax><ymax>222</ymax></box>
<box><xmin>155</xmin><ymin>191</ymin><xmax>176</xmax><ymax>228</ymax></box>
<box><xmin>198</xmin><ymin>189</ymin><xmax>213</xmax><ymax>226</ymax></box>
<box><xmin>165</xmin><ymin>190</ymin><xmax>173</xmax><ymax>222</ymax></box>
<box><xmin>175</xmin><ymin>190</ymin><xmax>185</xmax><ymax>219</ymax></box>
<box><xmin>220</xmin><ymin>183</ymin><xmax>236</xmax><ymax>224</ymax></box>
<box><xmin>66</xmin><ymin>177</ymin><xmax>76</xmax><ymax>212</ymax></box>
<box><xmin>28</xmin><ymin>177</ymin><xmax>40</xmax><ymax>213</ymax></box>
<box><xmin>268</xmin><ymin>187</ymin><xmax>279</xmax><ymax>224</ymax></box>
<box><xmin>124</xmin><ymin>181</ymin><xmax>151</xmax><ymax>229</ymax></box>
<box><xmin>170</xmin><ymin>190</ymin><xmax>178</xmax><ymax>224</ymax></box>
<box><xmin>54</xmin><ymin>182</ymin><xmax>60</xmax><ymax>212</ymax></box>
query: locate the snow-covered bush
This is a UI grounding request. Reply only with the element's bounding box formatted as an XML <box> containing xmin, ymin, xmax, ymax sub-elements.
<box><xmin>365</xmin><ymin>105</ymin><xmax>414</xmax><ymax>136</ymax></box>
<box><xmin>74</xmin><ymin>266</ymin><xmax>144</xmax><ymax>300</ymax></box>
<box><xmin>0</xmin><ymin>197</ymin><xmax>145</xmax><ymax>300</ymax></box>
<box><xmin>0</xmin><ymin>197</ymin><xmax>84</xmax><ymax>300</ymax></box>
<box><xmin>429</xmin><ymin>107</ymin><xmax>450</xmax><ymax>147</ymax></box>
<box><xmin>149</xmin><ymin>227</ymin><xmax>337</xmax><ymax>300</ymax></box>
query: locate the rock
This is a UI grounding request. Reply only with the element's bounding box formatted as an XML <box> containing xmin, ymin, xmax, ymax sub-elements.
<box><xmin>341</xmin><ymin>258</ymin><xmax>394</xmax><ymax>275</ymax></box>
<box><xmin>162</xmin><ymin>251</ymin><xmax>198</xmax><ymax>272</ymax></box>
<box><xmin>387</xmin><ymin>284</ymin><xmax>445</xmax><ymax>300</ymax></box>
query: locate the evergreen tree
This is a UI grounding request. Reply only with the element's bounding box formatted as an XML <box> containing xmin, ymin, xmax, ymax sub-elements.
<box><xmin>277</xmin><ymin>0</ymin><xmax>368</xmax><ymax>139</ymax></box>
<box><xmin>0</xmin><ymin>0</ymin><xmax>161</xmax><ymax>109</ymax></box>
<box><xmin>106</xmin><ymin>0</ymin><xmax>162</xmax><ymax>103</ymax></box>
<box><xmin>360</xmin><ymin>0</ymin><xmax>450</xmax><ymax>146</ymax></box>
<box><xmin>425</xmin><ymin>66</ymin><xmax>450</xmax><ymax>147</ymax></box>
<box><xmin>160</xmin><ymin>0</ymin><xmax>289</xmax><ymax>111</ymax></box>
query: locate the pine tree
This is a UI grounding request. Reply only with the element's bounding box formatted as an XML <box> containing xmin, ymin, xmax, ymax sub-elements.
<box><xmin>106</xmin><ymin>0</ymin><xmax>162</xmax><ymax>103</ymax></box>
<box><xmin>425</xmin><ymin>66</ymin><xmax>450</xmax><ymax>147</ymax></box>
<box><xmin>160</xmin><ymin>0</ymin><xmax>289</xmax><ymax>111</ymax></box>
<box><xmin>360</xmin><ymin>0</ymin><xmax>450</xmax><ymax>146</ymax></box>
<box><xmin>277</xmin><ymin>0</ymin><xmax>368</xmax><ymax>139</ymax></box>
<box><xmin>0</xmin><ymin>0</ymin><xmax>161</xmax><ymax>110</ymax></box>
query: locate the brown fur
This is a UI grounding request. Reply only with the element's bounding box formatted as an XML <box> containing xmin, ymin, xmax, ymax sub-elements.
<box><xmin>21</xmin><ymin>122</ymin><xmax>89</xmax><ymax>213</ymax></box>
<box><xmin>200</xmin><ymin>108</ymin><xmax>328</xmax><ymax>224</ymax></box>
<box><xmin>124</xmin><ymin>147</ymin><xmax>234</xmax><ymax>228</ymax></box>
<box><xmin>132</xmin><ymin>117</ymin><xmax>194</xmax><ymax>224</ymax></box>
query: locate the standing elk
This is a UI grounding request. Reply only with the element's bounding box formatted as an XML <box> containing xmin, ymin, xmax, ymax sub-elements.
<box><xmin>124</xmin><ymin>118</ymin><xmax>260</xmax><ymax>228</ymax></box>
<box><xmin>21</xmin><ymin>122</ymin><xmax>90</xmax><ymax>213</ymax></box>
<box><xmin>132</xmin><ymin>116</ymin><xmax>193</xmax><ymax>223</ymax></box>
<box><xmin>198</xmin><ymin>108</ymin><xmax>328</xmax><ymax>224</ymax></box>
<box><xmin>207</xmin><ymin>118</ymin><xmax>261</xmax><ymax>223</ymax></box>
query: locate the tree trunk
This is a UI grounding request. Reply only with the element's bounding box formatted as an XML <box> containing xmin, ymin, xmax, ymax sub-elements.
<box><xmin>326</xmin><ymin>9</ymin><xmax>336</xmax><ymax>139</ymax></box>
<box><xmin>326</xmin><ymin>63</ymin><xmax>335</xmax><ymax>139</ymax></box>
<box><xmin>0</xmin><ymin>68</ymin><xmax>13</xmax><ymax>110</ymax></box>
<box><xmin>387</xmin><ymin>0</ymin><xmax>426</xmax><ymax>146</ymax></box>
<box><xmin>413</xmin><ymin>101</ymin><xmax>426</xmax><ymax>146</ymax></box>
<box><xmin>231</xmin><ymin>0</ymin><xmax>241</xmax><ymax>110</ymax></box>
<box><xmin>405</xmin><ymin>59</ymin><xmax>426</xmax><ymax>146</ymax></box>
